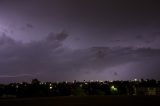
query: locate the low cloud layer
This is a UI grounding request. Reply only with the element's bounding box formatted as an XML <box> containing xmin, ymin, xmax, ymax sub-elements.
<box><xmin>0</xmin><ymin>32</ymin><xmax>160</xmax><ymax>83</ymax></box>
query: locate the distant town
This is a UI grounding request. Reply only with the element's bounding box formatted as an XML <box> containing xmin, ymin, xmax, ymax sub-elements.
<box><xmin>0</xmin><ymin>79</ymin><xmax>160</xmax><ymax>98</ymax></box>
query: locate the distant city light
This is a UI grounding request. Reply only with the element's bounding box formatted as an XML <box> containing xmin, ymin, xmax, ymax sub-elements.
<box><xmin>90</xmin><ymin>80</ymin><xmax>93</xmax><ymax>82</ymax></box>
<box><xmin>40</xmin><ymin>82</ymin><xmax>44</xmax><ymax>85</ymax></box>
<box><xmin>134</xmin><ymin>78</ymin><xmax>137</xmax><ymax>81</ymax></box>
<box><xmin>99</xmin><ymin>80</ymin><xmax>104</xmax><ymax>83</ymax></box>
<box><xmin>0</xmin><ymin>79</ymin><xmax>159</xmax><ymax>97</ymax></box>
<box><xmin>111</xmin><ymin>85</ymin><xmax>118</xmax><ymax>91</ymax></box>
<box><xmin>85</xmin><ymin>82</ymin><xmax>88</xmax><ymax>85</ymax></box>
<box><xmin>79</xmin><ymin>84</ymin><xmax>83</xmax><ymax>87</ymax></box>
<box><xmin>49</xmin><ymin>86</ymin><xmax>53</xmax><ymax>90</ymax></box>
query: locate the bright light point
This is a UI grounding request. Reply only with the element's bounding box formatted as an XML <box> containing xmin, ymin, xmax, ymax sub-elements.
<box><xmin>49</xmin><ymin>86</ymin><xmax>53</xmax><ymax>90</ymax></box>
<box><xmin>111</xmin><ymin>85</ymin><xmax>115</xmax><ymax>89</ymax></box>
<box><xmin>111</xmin><ymin>85</ymin><xmax>118</xmax><ymax>91</ymax></box>
<box><xmin>134</xmin><ymin>78</ymin><xmax>137</xmax><ymax>81</ymax></box>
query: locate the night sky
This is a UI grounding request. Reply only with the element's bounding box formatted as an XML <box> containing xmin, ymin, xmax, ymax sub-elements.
<box><xmin>0</xmin><ymin>0</ymin><xmax>160</xmax><ymax>83</ymax></box>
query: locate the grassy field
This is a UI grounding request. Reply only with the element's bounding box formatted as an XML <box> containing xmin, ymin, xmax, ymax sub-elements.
<box><xmin>0</xmin><ymin>96</ymin><xmax>159</xmax><ymax>106</ymax></box>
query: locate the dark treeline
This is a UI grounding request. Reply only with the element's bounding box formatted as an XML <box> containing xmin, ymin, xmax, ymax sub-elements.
<box><xmin>0</xmin><ymin>79</ymin><xmax>160</xmax><ymax>98</ymax></box>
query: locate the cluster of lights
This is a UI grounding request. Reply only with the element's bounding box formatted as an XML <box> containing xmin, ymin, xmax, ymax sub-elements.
<box><xmin>111</xmin><ymin>85</ymin><xmax>118</xmax><ymax>91</ymax></box>
<box><xmin>49</xmin><ymin>83</ymin><xmax>53</xmax><ymax>90</ymax></box>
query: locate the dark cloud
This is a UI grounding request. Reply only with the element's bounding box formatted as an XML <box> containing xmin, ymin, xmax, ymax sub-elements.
<box><xmin>20</xmin><ymin>24</ymin><xmax>34</xmax><ymax>31</ymax></box>
<box><xmin>135</xmin><ymin>35</ymin><xmax>143</xmax><ymax>40</ymax></box>
<box><xmin>0</xmin><ymin>0</ymin><xmax>160</xmax><ymax>82</ymax></box>
<box><xmin>129</xmin><ymin>58</ymin><xmax>160</xmax><ymax>79</ymax></box>
<box><xmin>0</xmin><ymin>33</ymin><xmax>15</xmax><ymax>45</ymax></box>
<box><xmin>151</xmin><ymin>32</ymin><xmax>160</xmax><ymax>40</ymax></box>
<box><xmin>0</xmin><ymin>32</ymin><xmax>160</xmax><ymax>82</ymax></box>
<box><xmin>113</xmin><ymin>72</ymin><xmax>118</xmax><ymax>76</ymax></box>
<box><xmin>0</xmin><ymin>32</ymin><xmax>68</xmax><ymax>80</ymax></box>
<box><xmin>1</xmin><ymin>33</ymin><xmax>160</xmax><ymax>82</ymax></box>
<box><xmin>47</xmin><ymin>31</ymin><xmax>69</xmax><ymax>42</ymax></box>
<box><xmin>133</xmin><ymin>32</ymin><xmax>160</xmax><ymax>45</ymax></box>
<box><xmin>26</xmin><ymin>24</ymin><xmax>33</xmax><ymax>28</ymax></box>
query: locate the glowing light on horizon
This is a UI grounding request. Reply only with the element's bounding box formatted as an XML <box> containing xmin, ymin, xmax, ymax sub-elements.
<box><xmin>111</xmin><ymin>85</ymin><xmax>118</xmax><ymax>91</ymax></box>
<box><xmin>49</xmin><ymin>86</ymin><xmax>53</xmax><ymax>90</ymax></box>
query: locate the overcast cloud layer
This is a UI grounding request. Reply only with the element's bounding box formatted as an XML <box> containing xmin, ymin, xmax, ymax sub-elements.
<box><xmin>0</xmin><ymin>32</ymin><xmax>160</xmax><ymax>83</ymax></box>
<box><xmin>0</xmin><ymin>0</ymin><xmax>160</xmax><ymax>83</ymax></box>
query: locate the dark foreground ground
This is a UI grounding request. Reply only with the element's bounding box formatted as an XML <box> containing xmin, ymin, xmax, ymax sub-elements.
<box><xmin>0</xmin><ymin>96</ymin><xmax>160</xmax><ymax>106</ymax></box>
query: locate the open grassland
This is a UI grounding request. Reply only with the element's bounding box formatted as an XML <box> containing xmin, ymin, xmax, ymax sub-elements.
<box><xmin>0</xmin><ymin>96</ymin><xmax>160</xmax><ymax>106</ymax></box>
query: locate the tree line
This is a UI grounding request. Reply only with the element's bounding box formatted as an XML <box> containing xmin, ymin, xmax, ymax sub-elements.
<box><xmin>0</xmin><ymin>79</ymin><xmax>159</xmax><ymax>98</ymax></box>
